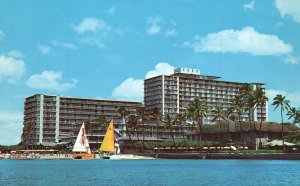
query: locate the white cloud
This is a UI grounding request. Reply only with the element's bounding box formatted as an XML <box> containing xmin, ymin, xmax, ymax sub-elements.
<box><xmin>107</xmin><ymin>6</ymin><xmax>115</xmax><ymax>16</ymax></box>
<box><xmin>147</xmin><ymin>25</ymin><xmax>160</xmax><ymax>35</ymax></box>
<box><xmin>7</xmin><ymin>50</ymin><xmax>24</xmax><ymax>58</ymax></box>
<box><xmin>112</xmin><ymin>78</ymin><xmax>144</xmax><ymax>101</ymax></box>
<box><xmin>275</xmin><ymin>0</ymin><xmax>300</xmax><ymax>23</ymax></box>
<box><xmin>145</xmin><ymin>62</ymin><xmax>175</xmax><ymax>79</ymax></box>
<box><xmin>26</xmin><ymin>71</ymin><xmax>78</xmax><ymax>91</ymax></box>
<box><xmin>37</xmin><ymin>45</ymin><xmax>52</xmax><ymax>55</ymax></box>
<box><xmin>0</xmin><ymin>110</ymin><xmax>23</xmax><ymax>145</ymax></box>
<box><xmin>73</xmin><ymin>17</ymin><xmax>109</xmax><ymax>34</ymax></box>
<box><xmin>80</xmin><ymin>37</ymin><xmax>105</xmax><ymax>48</ymax></box>
<box><xmin>165</xmin><ymin>29</ymin><xmax>179</xmax><ymax>37</ymax></box>
<box><xmin>0</xmin><ymin>55</ymin><xmax>26</xmax><ymax>84</ymax></box>
<box><xmin>146</xmin><ymin>16</ymin><xmax>162</xmax><ymax>35</ymax></box>
<box><xmin>0</xmin><ymin>30</ymin><xmax>4</xmax><ymax>40</ymax></box>
<box><xmin>184</xmin><ymin>27</ymin><xmax>292</xmax><ymax>56</ymax></box>
<box><xmin>51</xmin><ymin>40</ymin><xmax>77</xmax><ymax>50</ymax></box>
<box><xmin>284</xmin><ymin>54</ymin><xmax>300</xmax><ymax>64</ymax></box>
<box><xmin>112</xmin><ymin>62</ymin><xmax>175</xmax><ymax>101</ymax></box>
<box><xmin>243</xmin><ymin>1</ymin><xmax>255</xmax><ymax>10</ymax></box>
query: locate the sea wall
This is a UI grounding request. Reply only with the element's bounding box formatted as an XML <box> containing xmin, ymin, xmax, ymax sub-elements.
<box><xmin>152</xmin><ymin>153</ymin><xmax>300</xmax><ymax>160</ymax></box>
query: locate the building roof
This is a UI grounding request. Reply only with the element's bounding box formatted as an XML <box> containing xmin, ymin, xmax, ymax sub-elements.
<box><xmin>28</xmin><ymin>94</ymin><xmax>142</xmax><ymax>104</ymax></box>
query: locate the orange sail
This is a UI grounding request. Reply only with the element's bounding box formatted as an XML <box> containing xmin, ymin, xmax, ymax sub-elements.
<box><xmin>99</xmin><ymin>120</ymin><xmax>115</xmax><ymax>153</ymax></box>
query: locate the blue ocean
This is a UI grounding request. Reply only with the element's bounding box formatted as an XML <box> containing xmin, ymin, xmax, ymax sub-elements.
<box><xmin>1</xmin><ymin>159</ymin><xmax>299</xmax><ymax>186</ymax></box>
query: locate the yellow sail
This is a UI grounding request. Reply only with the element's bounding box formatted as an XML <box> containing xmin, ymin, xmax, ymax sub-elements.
<box><xmin>99</xmin><ymin>120</ymin><xmax>115</xmax><ymax>152</ymax></box>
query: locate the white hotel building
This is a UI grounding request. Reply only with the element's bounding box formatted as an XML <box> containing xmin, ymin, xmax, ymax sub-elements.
<box><xmin>144</xmin><ymin>68</ymin><xmax>268</xmax><ymax>124</ymax></box>
<box><xmin>22</xmin><ymin>94</ymin><xmax>142</xmax><ymax>146</ymax></box>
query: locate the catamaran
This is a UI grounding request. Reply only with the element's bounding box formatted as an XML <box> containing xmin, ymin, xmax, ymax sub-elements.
<box><xmin>72</xmin><ymin>123</ymin><xmax>95</xmax><ymax>159</ymax></box>
<box><xmin>99</xmin><ymin>119</ymin><xmax>154</xmax><ymax>160</ymax></box>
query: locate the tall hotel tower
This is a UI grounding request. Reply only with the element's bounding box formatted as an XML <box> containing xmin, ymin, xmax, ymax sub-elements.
<box><xmin>144</xmin><ymin>68</ymin><xmax>268</xmax><ymax>124</ymax></box>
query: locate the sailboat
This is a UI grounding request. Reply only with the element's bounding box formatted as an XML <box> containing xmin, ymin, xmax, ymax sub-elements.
<box><xmin>99</xmin><ymin>119</ymin><xmax>154</xmax><ymax>160</ymax></box>
<box><xmin>99</xmin><ymin>119</ymin><xmax>118</xmax><ymax>159</ymax></box>
<box><xmin>72</xmin><ymin>123</ymin><xmax>95</xmax><ymax>159</ymax></box>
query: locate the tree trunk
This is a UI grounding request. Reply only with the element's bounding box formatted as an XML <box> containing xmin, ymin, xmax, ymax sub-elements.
<box><xmin>281</xmin><ymin>108</ymin><xmax>285</xmax><ymax>151</ymax></box>
<box><xmin>142</xmin><ymin>123</ymin><xmax>145</xmax><ymax>152</ymax></box>
<box><xmin>198</xmin><ymin>121</ymin><xmax>203</xmax><ymax>147</ymax></box>
<box><xmin>126</xmin><ymin>124</ymin><xmax>133</xmax><ymax>146</ymax></box>
<box><xmin>122</xmin><ymin>117</ymin><xmax>126</xmax><ymax>137</ymax></box>
<box><xmin>171</xmin><ymin>129</ymin><xmax>176</xmax><ymax>147</ymax></box>
<box><xmin>238</xmin><ymin>113</ymin><xmax>244</xmax><ymax>146</ymax></box>
<box><xmin>180</xmin><ymin>125</ymin><xmax>186</xmax><ymax>145</ymax></box>
<box><xmin>227</xmin><ymin>120</ymin><xmax>230</xmax><ymax>142</ymax></box>
<box><xmin>219</xmin><ymin>118</ymin><xmax>222</xmax><ymax>145</ymax></box>
<box><xmin>259</xmin><ymin>105</ymin><xmax>263</xmax><ymax>148</ymax></box>
<box><xmin>156</xmin><ymin>120</ymin><xmax>159</xmax><ymax>153</ymax></box>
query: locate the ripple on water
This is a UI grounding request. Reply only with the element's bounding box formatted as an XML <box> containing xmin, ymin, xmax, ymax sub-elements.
<box><xmin>1</xmin><ymin>159</ymin><xmax>300</xmax><ymax>186</ymax></box>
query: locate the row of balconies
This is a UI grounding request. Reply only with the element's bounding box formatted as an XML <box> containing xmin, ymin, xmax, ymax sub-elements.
<box><xmin>60</xmin><ymin>105</ymin><xmax>99</xmax><ymax>109</ymax></box>
<box><xmin>144</xmin><ymin>99</ymin><xmax>162</xmax><ymax>104</ymax></box>
<box><xmin>164</xmin><ymin>96</ymin><xmax>177</xmax><ymax>100</ymax></box>
<box><xmin>59</xmin><ymin>112</ymin><xmax>118</xmax><ymax>118</ymax></box>
<box><xmin>59</xmin><ymin>115</ymin><xmax>117</xmax><ymax>120</ymax></box>
<box><xmin>144</xmin><ymin>95</ymin><xmax>162</xmax><ymax>100</ymax></box>
<box><xmin>178</xmin><ymin>91</ymin><xmax>238</xmax><ymax>98</ymax></box>
<box><xmin>144</xmin><ymin>88</ymin><xmax>162</xmax><ymax>93</ymax></box>
<box><xmin>144</xmin><ymin>93</ymin><xmax>162</xmax><ymax>98</ymax></box>
<box><xmin>60</xmin><ymin>99</ymin><xmax>141</xmax><ymax>107</ymax></box>
<box><xmin>24</xmin><ymin>108</ymin><xmax>38</xmax><ymax>113</ymax></box>
<box><xmin>179</xmin><ymin>83</ymin><xmax>240</xmax><ymax>91</ymax></box>
<box><xmin>58</xmin><ymin>126</ymin><xmax>74</xmax><ymax>130</ymax></box>
<box><xmin>25</xmin><ymin>96</ymin><xmax>37</xmax><ymax>103</ymax></box>
<box><xmin>178</xmin><ymin>88</ymin><xmax>238</xmax><ymax>94</ymax></box>
<box><xmin>59</xmin><ymin>105</ymin><xmax>121</xmax><ymax>111</ymax></box>
<box><xmin>24</xmin><ymin>102</ymin><xmax>38</xmax><ymax>108</ymax></box>
<box><xmin>59</xmin><ymin>106</ymin><xmax>119</xmax><ymax>111</ymax></box>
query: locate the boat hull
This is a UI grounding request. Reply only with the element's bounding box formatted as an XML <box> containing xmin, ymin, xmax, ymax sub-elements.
<box><xmin>73</xmin><ymin>153</ymin><xmax>95</xmax><ymax>160</ymax></box>
<box><xmin>102</xmin><ymin>154</ymin><xmax>155</xmax><ymax>160</ymax></box>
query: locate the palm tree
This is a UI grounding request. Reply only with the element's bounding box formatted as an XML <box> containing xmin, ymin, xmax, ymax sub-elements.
<box><xmin>175</xmin><ymin>112</ymin><xmax>187</xmax><ymax>144</ymax></box>
<box><xmin>287</xmin><ymin>107</ymin><xmax>300</xmax><ymax>124</ymax></box>
<box><xmin>239</xmin><ymin>83</ymin><xmax>256</xmax><ymax>133</ymax></box>
<box><xmin>224</xmin><ymin>107</ymin><xmax>234</xmax><ymax>140</ymax></box>
<box><xmin>212</xmin><ymin>105</ymin><xmax>227</xmax><ymax>144</ymax></box>
<box><xmin>161</xmin><ymin>113</ymin><xmax>176</xmax><ymax>146</ymax></box>
<box><xmin>186</xmin><ymin>98</ymin><xmax>208</xmax><ymax>146</ymax></box>
<box><xmin>84</xmin><ymin>120</ymin><xmax>93</xmax><ymax>135</ymax></box>
<box><xmin>117</xmin><ymin>106</ymin><xmax>128</xmax><ymax>137</ymax></box>
<box><xmin>99</xmin><ymin>115</ymin><xmax>109</xmax><ymax>129</ymax></box>
<box><xmin>126</xmin><ymin>114</ymin><xmax>138</xmax><ymax>145</ymax></box>
<box><xmin>127</xmin><ymin>107</ymin><xmax>149</xmax><ymax>149</ymax></box>
<box><xmin>230</xmin><ymin>95</ymin><xmax>246</xmax><ymax>144</ymax></box>
<box><xmin>272</xmin><ymin>94</ymin><xmax>290</xmax><ymax>151</ymax></box>
<box><xmin>149</xmin><ymin>107</ymin><xmax>161</xmax><ymax>150</ymax></box>
<box><xmin>136</xmin><ymin>106</ymin><xmax>150</xmax><ymax>151</ymax></box>
<box><xmin>22</xmin><ymin>122</ymin><xmax>35</xmax><ymax>149</ymax></box>
<box><xmin>253</xmin><ymin>87</ymin><xmax>268</xmax><ymax>145</ymax></box>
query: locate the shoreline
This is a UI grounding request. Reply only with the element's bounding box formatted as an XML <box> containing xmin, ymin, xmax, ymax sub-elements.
<box><xmin>149</xmin><ymin>153</ymin><xmax>300</xmax><ymax>160</ymax></box>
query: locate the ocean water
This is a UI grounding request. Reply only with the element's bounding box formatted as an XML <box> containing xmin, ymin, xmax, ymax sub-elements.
<box><xmin>0</xmin><ymin>159</ymin><xmax>299</xmax><ymax>186</ymax></box>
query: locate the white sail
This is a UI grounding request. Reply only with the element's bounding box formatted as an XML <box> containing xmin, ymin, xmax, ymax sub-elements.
<box><xmin>72</xmin><ymin>123</ymin><xmax>91</xmax><ymax>153</ymax></box>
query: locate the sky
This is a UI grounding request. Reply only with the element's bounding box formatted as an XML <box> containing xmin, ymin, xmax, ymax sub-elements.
<box><xmin>0</xmin><ymin>0</ymin><xmax>300</xmax><ymax>145</ymax></box>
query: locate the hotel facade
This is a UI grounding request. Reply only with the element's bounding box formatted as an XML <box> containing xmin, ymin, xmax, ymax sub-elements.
<box><xmin>22</xmin><ymin>94</ymin><xmax>142</xmax><ymax>146</ymax></box>
<box><xmin>144</xmin><ymin>68</ymin><xmax>268</xmax><ymax>124</ymax></box>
